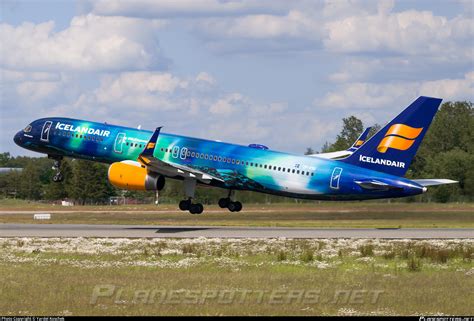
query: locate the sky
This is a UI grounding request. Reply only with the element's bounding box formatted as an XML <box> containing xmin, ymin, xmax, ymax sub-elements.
<box><xmin>1</xmin><ymin>0</ymin><xmax>473</xmax><ymax>156</ymax></box>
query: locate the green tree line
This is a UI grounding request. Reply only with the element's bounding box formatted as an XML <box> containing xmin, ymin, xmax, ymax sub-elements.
<box><xmin>1</xmin><ymin>101</ymin><xmax>472</xmax><ymax>204</ymax></box>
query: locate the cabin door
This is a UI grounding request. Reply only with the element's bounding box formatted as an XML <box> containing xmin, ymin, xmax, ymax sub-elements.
<box><xmin>40</xmin><ymin>121</ymin><xmax>52</xmax><ymax>142</ymax></box>
<box><xmin>114</xmin><ymin>133</ymin><xmax>126</xmax><ymax>154</ymax></box>
<box><xmin>330</xmin><ymin>167</ymin><xmax>343</xmax><ymax>190</ymax></box>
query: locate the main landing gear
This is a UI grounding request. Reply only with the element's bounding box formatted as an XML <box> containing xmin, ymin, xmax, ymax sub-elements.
<box><xmin>51</xmin><ymin>157</ymin><xmax>64</xmax><ymax>183</ymax></box>
<box><xmin>178</xmin><ymin>178</ymin><xmax>204</xmax><ymax>215</ymax></box>
<box><xmin>177</xmin><ymin>180</ymin><xmax>242</xmax><ymax>214</ymax></box>
<box><xmin>218</xmin><ymin>190</ymin><xmax>242</xmax><ymax>212</ymax></box>
<box><xmin>179</xmin><ymin>199</ymin><xmax>204</xmax><ymax>215</ymax></box>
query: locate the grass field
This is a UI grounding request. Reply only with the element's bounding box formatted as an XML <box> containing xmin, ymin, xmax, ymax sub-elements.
<box><xmin>0</xmin><ymin>199</ymin><xmax>473</xmax><ymax>228</ymax></box>
<box><xmin>0</xmin><ymin>237</ymin><xmax>472</xmax><ymax>316</ymax></box>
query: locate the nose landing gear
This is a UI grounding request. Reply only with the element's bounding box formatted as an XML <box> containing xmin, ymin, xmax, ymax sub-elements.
<box><xmin>50</xmin><ymin>157</ymin><xmax>64</xmax><ymax>183</ymax></box>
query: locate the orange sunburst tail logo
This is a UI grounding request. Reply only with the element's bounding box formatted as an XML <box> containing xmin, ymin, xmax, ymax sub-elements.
<box><xmin>377</xmin><ymin>124</ymin><xmax>423</xmax><ymax>153</ymax></box>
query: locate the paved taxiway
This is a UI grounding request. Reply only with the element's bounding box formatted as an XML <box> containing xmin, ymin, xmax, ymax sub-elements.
<box><xmin>0</xmin><ymin>224</ymin><xmax>473</xmax><ymax>238</ymax></box>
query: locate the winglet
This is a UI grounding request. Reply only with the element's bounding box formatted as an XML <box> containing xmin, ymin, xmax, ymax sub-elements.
<box><xmin>347</xmin><ymin>127</ymin><xmax>372</xmax><ymax>152</ymax></box>
<box><xmin>141</xmin><ymin>127</ymin><xmax>162</xmax><ymax>157</ymax></box>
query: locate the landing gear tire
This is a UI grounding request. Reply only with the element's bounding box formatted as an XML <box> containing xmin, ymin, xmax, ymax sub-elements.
<box><xmin>51</xmin><ymin>157</ymin><xmax>64</xmax><ymax>183</ymax></box>
<box><xmin>52</xmin><ymin>173</ymin><xmax>64</xmax><ymax>183</ymax></box>
<box><xmin>179</xmin><ymin>199</ymin><xmax>191</xmax><ymax>211</ymax></box>
<box><xmin>218</xmin><ymin>197</ymin><xmax>231</xmax><ymax>209</ymax></box>
<box><xmin>228</xmin><ymin>201</ymin><xmax>242</xmax><ymax>212</ymax></box>
<box><xmin>189</xmin><ymin>203</ymin><xmax>204</xmax><ymax>215</ymax></box>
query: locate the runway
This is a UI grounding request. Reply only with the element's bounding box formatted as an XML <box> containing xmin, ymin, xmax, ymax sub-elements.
<box><xmin>0</xmin><ymin>223</ymin><xmax>473</xmax><ymax>238</ymax></box>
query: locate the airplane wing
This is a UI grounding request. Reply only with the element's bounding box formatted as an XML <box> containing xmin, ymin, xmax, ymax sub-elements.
<box><xmin>308</xmin><ymin>127</ymin><xmax>372</xmax><ymax>160</ymax></box>
<box><xmin>137</xmin><ymin>127</ymin><xmax>224</xmax><ymax>184</ymax></box>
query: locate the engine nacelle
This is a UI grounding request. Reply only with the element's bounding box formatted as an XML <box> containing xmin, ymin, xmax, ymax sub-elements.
<box><xmin>108</xmin><ymin>161</ymin><xmax>165</xmax><ymax>191</ymax></box>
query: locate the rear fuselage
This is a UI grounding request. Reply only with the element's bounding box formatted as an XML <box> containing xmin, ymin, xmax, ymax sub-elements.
<box><xmin>14</xmin><ymin>117</ymin><xmax>425</xmax><ymax>200</ymax></box>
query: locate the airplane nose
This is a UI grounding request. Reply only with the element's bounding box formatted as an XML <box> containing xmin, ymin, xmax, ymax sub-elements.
<box><xmin>13</xmin><ymin>131</ymin><xmax>23</xmax><ymax>146</ymax></box>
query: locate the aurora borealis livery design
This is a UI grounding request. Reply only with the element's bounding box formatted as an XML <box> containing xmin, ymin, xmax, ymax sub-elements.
<box><xmin>14</xmin><ymin>96</ymin><xmax>457</xmax><ymax>214</ymax></box>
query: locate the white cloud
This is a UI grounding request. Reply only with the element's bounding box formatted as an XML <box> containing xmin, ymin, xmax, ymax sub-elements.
<box><xmin>209</xmin><ymin>93</ymin><xmax>244</xmax><ymax>115</ymax></box>
<box><xmin>324</xmin><ymin>10</ymin><xmax>473</xmax><ymax>61</ymax></box>
<box><xmin>195</xmin><ymin>72</ymin><xmax>216</xmax><ymax>85</ymax></box>
<box><xmin>319</xmin><ymin>72</ymin><xmax>474</xmax><ymax>109</ymax></box>
<box><xmin>91</xmin><ymin>0</ymin><xmax>287</xmax><ymax>18</ymax></box>
<box><xmin>84</xmin><ymin>0</ymin><xmax>473</xmax><ymax>62</ymax></box>
<box><xmin>0</xmin><ymin>14</ymin><xmax>167</xmax><ymax>72</ymax></box>
<box><xmin>419</xmin><ymin>71</ymin><xmax>474</xmax><ymax>99</ymax></box>
<box><xmin>198</xmin><ymin>10</ymin><xmax>322</xmax><ymax>40</ymax></box>
<box><xmin>1</xmin><ymin>69</ymin><xmax>61</xmax><ymax>83</ymax></box>
<box><xmin>322</xmin><ymin>0</ymin><xmax>394</xmax><ymax>19</ymax></box>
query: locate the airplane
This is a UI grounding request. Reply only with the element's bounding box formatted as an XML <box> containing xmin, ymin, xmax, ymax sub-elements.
<box><xmin>13</xmin><ymin>96</ymin><xmax>457</xmax><ymax>214</ymax></box>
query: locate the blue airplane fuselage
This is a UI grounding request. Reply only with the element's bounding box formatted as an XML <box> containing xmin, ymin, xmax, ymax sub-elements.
<box><xmin>14</xmin><ymin>117</ymin><xmax>425</xmax><ymax>200</ymax></box>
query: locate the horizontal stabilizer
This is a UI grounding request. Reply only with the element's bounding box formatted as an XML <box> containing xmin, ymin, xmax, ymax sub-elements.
<box><xmin>309</xmin><ymin>150</ymin><xmax>352</xmax><ymax>159</ymax></box>
<box><xmin>412</xmin><ymin>179</ymin><xmax>458</xmax><ymax>187</ymax></box>
<box><xmin>308</xmin><ymin>127</ymin><xmax>372</xmax><ymax>160</ymax></box>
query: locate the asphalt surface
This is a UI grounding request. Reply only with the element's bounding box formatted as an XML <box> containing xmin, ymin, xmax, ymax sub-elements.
<box><xmin>0</xmin><ymin>223</ymin><xmax>473</xmax><ymax>238</ymax></box>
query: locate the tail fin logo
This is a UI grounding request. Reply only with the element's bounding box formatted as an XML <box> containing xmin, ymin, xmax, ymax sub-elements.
<box><xmin>377</xmin><ymin>124</ymin><xmax>423</xmax><ymax>153</ymax></box>
<box><xmin>354</xmin><ymin>140</ymin><xmax>364</xmax><ymax>147</ymax></box>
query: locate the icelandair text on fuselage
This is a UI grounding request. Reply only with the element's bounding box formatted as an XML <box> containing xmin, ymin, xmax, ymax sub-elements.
<box><xmin>55</xmin><ymin>122</ymin><xmax>110</xmax><ymax>137</ymax></box>
<box><xmin>359</xmin><ymin>155</ymin><xmax>405</xmax><ymax>168</ymax></box>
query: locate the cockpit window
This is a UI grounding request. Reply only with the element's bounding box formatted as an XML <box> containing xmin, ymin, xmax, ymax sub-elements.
<box><xmin>24</xmin><ymin>125</ymin><xmax>32</xmax><ymax>133</ymax></box>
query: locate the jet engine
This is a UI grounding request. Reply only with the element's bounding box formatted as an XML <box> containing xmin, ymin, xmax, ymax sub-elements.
<box><xmin>108</xmin><ymin>161</ymin><xmax>165</xmax><ymax>191</ymax></box>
